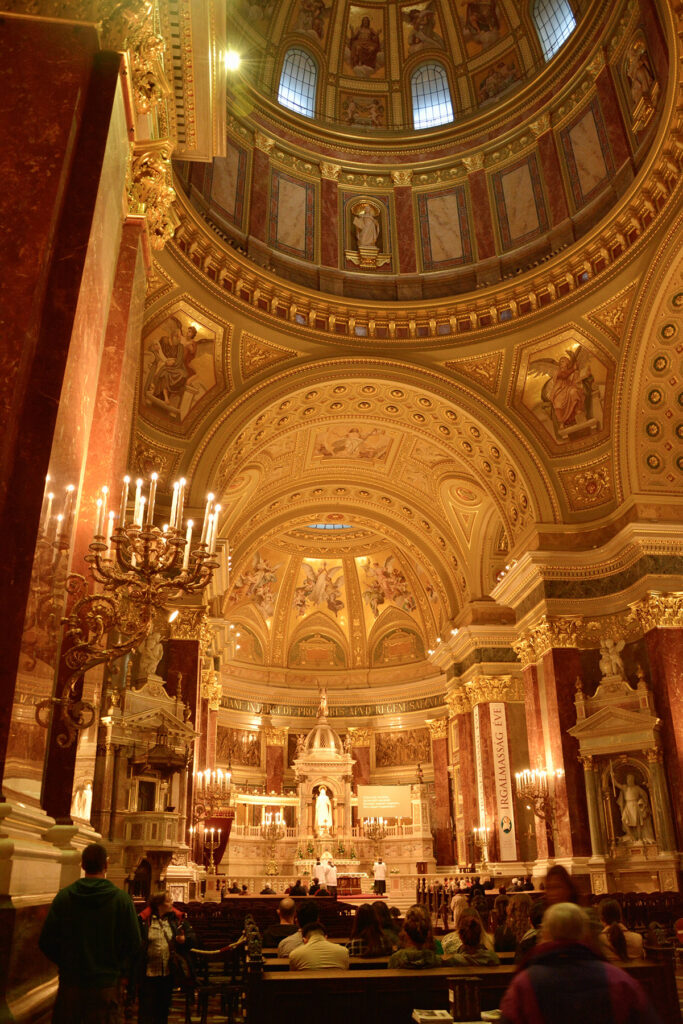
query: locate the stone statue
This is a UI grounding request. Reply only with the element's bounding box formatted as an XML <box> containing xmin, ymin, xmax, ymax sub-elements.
<box><xmin>612</xmin><ymin>769</ymin><xmax>654</xmax><ymax>842</ymax></box>
<box><xmin>353</xmin><ymin>203</ymin><xmax>380</xmax><ymax>249</ymax></box>
<box><xmin>315</xmin><ymin>786</ymin><xmax>333</xmax><ymax>831</ymax></box>
<box><xmin>626</xmin><ymin>42</ymin><xmax>655</xmax><ymax>105</ymax></box>
<box><xmin>137</xmin><ymin>630</ymin><xmax>164</xmax><ymax>678</ymax></box>
<box><xmin>317</xmin><ymin>687</ymin><xmax>328</xmax><ymax>718</ymax></box>
<box><xmin>599</xmin><ymin>638</ymin><xmax>625</xmax><ymax>678</ymax></box>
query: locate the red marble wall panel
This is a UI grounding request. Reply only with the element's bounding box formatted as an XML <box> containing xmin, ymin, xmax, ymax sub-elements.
<box><xmin>266</xmin><ymin>744</ymin><xmax>284</xmax><ymax>794</ymax></box>
<box><xmin>431</xmin><ymin>735</ymin><xmax>454</xmax><ymax>865</ymax></box>
<box><xmin>540</xmin><ymin>648</ymin><xmax>591</xmax><ymax>858</ymax></box>
<box><xmin>596</xmin><ymin>67</ymin><xmax>632</xmax><ymax>168</ymax></box>
<box><xmin>640</xmin><ymin>0</ymin><xmax>669</xmax><ymax>83</ymax></box>
<box><xmin>321</xmin><ymin>178</ymin><xmax>339</xmax><ymax>267</ymax></box>
<box><xmin>468</xmin><ymin>170</ymin><xmax>496</xmax><ymax>260</ymax></box>
<box><xmin>505</xmin><ymin>702</ymin><xmax>534</xmax><ymax>861</ymax></box>
<box><xmin>394</xmin><ymin>186</ymin><xmax>417</xmax><ymax>273</ymax></box>
<box><xmin>537</xmin><ymin>132</ymin><xmax>570</xmax><ymax>224</ymax></box>
<box><xmin>352</xmin><ymin>745</ymin><xmax>371</xmax><ymax>790</ymax></box>
<box><xmin>475</xmin><ymin>706</ymin><xmax>499</xmax><ymax>861</ymax></box>
<box><xmin>249</xmin><ymin>149</ymin><xmax>270</xmax><ymax>241</ymax></box>
<box><xmin>645</xmin><ymin>628</ymin><xmax>683</xmax><ymax>846</ymax></box>
<box><xmin>457</xmin><ymin>713</ymin><xmax>478</xmax><ymax>850</ymax></box>
<box><xmin>521</xmin><ymin>664</ymin><xmax>548</xmax><ymax>859</ymax></box>
<box><xmin>167</xmin><ymin>640</ymin><xmax>202</xmax><ymax>726</ymax></box>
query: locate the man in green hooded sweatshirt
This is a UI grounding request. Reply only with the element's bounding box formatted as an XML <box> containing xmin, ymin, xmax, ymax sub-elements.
<box><xmin>40</xmin><ymin>842</ymin><xmax>141</xmax><ymax>1023</ymax></box>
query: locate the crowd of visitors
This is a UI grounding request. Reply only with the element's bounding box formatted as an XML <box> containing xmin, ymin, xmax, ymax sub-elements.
<box><xmin>39</xmin><ymin>844</ymin><xmax>666</xmax><ymax>1024</ymax></box>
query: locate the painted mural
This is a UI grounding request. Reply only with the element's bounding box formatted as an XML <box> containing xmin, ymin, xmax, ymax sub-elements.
<box><xmin>288</xmin><ymin>631</ymin><xmax>347</xmax><ymax>667</ymax></box>
<box><xmin>372</xmin><ymin>627</ymin><xmax>424</xmax><ymax>665</ymax></box>
<box><xmin>400</xmin><ymin>0</ymin><xmax>446</xmax><ymax>54</ymax></box>
<box><xmin>375</xmin><ymin>727</ymin><xmax>431</xmax><ymax>767</ymax></box>
<box><xmin>340</xmin><ymin>92</ymin><xmax>387</xmax><ymax>127</ymax></box>
<box><xmin>293</xmin><ymin>561</ymin><xmax>345</xmax><ymax>616</ymax></box>
<box><xmin>291</xmin><ymin>0</ymin><xmax>333</xmax><ymax>41</ymax></box>
<box><xmin>141</xmin><ymin>308</ymin><xmax>219</xmax><ymax>423</ymax></box>
<box><xmin>216</xmin><ymin>726</ymin><xmax>261</xmax><ymax>767</ymax></box>
<box><xmin>459</xmin><ymin>0</ymin><xmax>509</xmax><ymax>56</ymax></box>
<box><xmin>229</xmin><ymin>549</ymin><xmax>281</xmax><ymax>618</ymax></box>
<box><xmin>344</xmin><ymin>6</ymin><xmax>386</xmax><ymax>78</ymax></box>
<box><xmin>239</xmin><ymin>0</ymin><xmax>276</xmax><ymax>34</ymax></box>
<box><xmin>359</xmin><ymin>555</ymin><xmax>417</xmax><ymax>617</ymax></box>
<box><xmin>313</xmin><ymin>424</ymin><xmax>394</xmax><ymax>461</ymax></box>
<box><xmin>521</xmin><ymin>340</ymin><xmax>609</xmax><ymax>445</ymax></box>
<box><xmin>473</xmin><ymin>48</ymin><xmax>522</xmax><ymax>105</ymax></box>
<box><xmin>232</xmin><ymin>624</ymin><xmax>264</xmax><ymax>664</ymax></box>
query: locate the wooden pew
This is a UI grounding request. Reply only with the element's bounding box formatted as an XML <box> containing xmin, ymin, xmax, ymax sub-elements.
<box><xmin>246</xmin><ymin>960</ymin><xmax>680</xmax><ymax>1024</ymax></box>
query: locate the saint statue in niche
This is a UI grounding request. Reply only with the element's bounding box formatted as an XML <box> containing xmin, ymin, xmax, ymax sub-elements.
<box><xmin>315</xmin><ymin>786</ymin><xmax>333</xmax><ymax>831</ymax></box>
<box><xmin>611</xmin><ymin>768</ymin><xmax>655</xmax><ymax>843</ymax></box>
<box><xmin>353</xmin><ymin>202</ymin><xmax>380</xmax><ymax>249</ymax></box>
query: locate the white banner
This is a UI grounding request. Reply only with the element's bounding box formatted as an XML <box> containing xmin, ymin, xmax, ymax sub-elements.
<box><xmin>489</xmin><ymin>702</ymin><xmax>517</xmax><ymax>860</ymax></box>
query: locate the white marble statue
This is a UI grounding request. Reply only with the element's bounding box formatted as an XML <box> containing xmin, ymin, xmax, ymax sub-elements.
<box><xmin>613</xmin><ymin>771</ymin><xmax>654</xmax><ymax>842</ymax></box>
<box><xmin>353</xmin><ymin>203</ymin><xmax>380</xmax><ymax>249</ymax></box>
<box><xmin>315</xmin><ymin>786</ymin><xmax>333</xmax><ymax>831</ymax></box>
<box><xmin>599</xmin><ymin>638</ymin><xmax>625</xmax><ymax>678</ymax></box>
<box><xmin>137</xmin><ymin>630</ymin><xmax>164</xmax><ymax>678</ymax></box>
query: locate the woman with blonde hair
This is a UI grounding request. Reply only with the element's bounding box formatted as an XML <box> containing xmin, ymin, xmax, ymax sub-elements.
<box><xmin>442</xmin><ymin>905</ymin><xmax>494</xmax><ymax>956</ymax></box>
<box><xmin>506</xmin><ymin>893</ymin><xmax>533</xmax><ymax>949</ymax></box>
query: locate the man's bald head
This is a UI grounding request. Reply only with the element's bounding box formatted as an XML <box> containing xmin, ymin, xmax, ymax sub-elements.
<box><xmin>278</xmin><ymin>897</ymin><xmax>296</xmax><ymax>923</ymax></box>
<box><xmin>542</xmin><ymin>902</ymin><xmax>587</xmax><ymax>944</ymax></box>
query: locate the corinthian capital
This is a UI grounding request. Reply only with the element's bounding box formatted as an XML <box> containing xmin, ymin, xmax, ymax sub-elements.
<box><xmin>629</xmin><ymin>592</ymin><xmax>683</xmax><ymax>633</ymax></box>
<box><xmin>513</xmin><ymin>616</ymin><xmax>581</xmax><ymax>665</ymax></box>
<box><xmin>391</xmin><ymin>169</ymin><xmax>413</xmax><ymax>187</ymax></box>
<box><xmin>264</xmin><ymin>727</ymin><xmax>287</xmax><ymax>746</ymax></box>
<box><xmin>426</xmin><ymin>718</ymin><xmax>448</xmax><ymax>740</ymax></box>
<box><xmin>320</xmin><ymin>161</ymin><xmax>342</xmax><ymax>181</ymax></box>
<box><xmin>128</xmin><ymin>141</ymin><xmax>179</xmax><ymax>251</ymax></box>
<box><xmin>465</xmin><ymin>675</ymin><xmax>523</xmax><ymax>706</ymax></box>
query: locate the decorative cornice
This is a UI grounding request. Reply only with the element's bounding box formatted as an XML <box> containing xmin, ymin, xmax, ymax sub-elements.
<box><xmin>512</xmin><ymin>616</ymin><xmax>581</xmax><ymax>666</ymax></box>
<box><xmin>254</xmin><ymin>131</ymin><xmax>275</xmax><ymax>155</ymax></box>
<box><xmin>465</xmin><ymin>675</ymin><xmax>524</xmax><ymax>706</ymax></box>
<box><xmin>320</xmin><ymin>162</ymin><xmax>342</xmax><ymax>181</ymax></box>
<box><xmin>461</xmin><ymin>153</ymin><xmax>485</xmax><ymax>173</ymax></box>
<box><xmin>529</xmin><ymin>111</ymin><xmax>551</xmax><ymax>137</ymax></box>
<box><xmin>446</xmin><ymin>691</ymin><xmax>471</xmax><ymax>716</ymax></box>
<box><xmin>263</xmin><ymin>726</ymin><xmax>287</xmax><ymax>745</ymax></box>
<box><xmin>426</xmin><ymin>718</ymin><xmax>448</xmax><ymax>739</ymax></box>
<box><xmin>347</xmin><ymin>727</ymin><xmax>371</xmax><ymax>746</ymax></box>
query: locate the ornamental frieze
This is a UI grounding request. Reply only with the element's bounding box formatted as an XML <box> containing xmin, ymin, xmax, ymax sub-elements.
<box><xmin>465</xmin><ymin>675</ymin><xmax>524</xmax><ymax>706</ymax></box>
<box><xmin>629</xmin><ymin>593</ymin><xmax>683</xmax><ymax>633</ymax></box>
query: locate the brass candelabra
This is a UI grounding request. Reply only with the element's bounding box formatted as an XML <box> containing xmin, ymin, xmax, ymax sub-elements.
<box><xmin>471</xmin><ymin>824</ymin><xmax>491</xmax><ymax>868</ymax></box>
<box><xmin>35</xmin><ymin>476</ymin><xmax>221</xmax><ymax>747</ymax></box>
<box><xmin>261</xmin><ymin>813</ymin><xmax>286</xmax><ymax>875</ymax></box>
<box><xmin>514</xmin><ymin>768</ymin><xmax>564</xmax><ymax>824</ymax></box>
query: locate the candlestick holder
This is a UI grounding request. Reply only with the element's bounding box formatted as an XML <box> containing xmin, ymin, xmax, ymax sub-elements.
<box><xmin>261</xmin><ymin>814</ymin><xmax>286</xmax><ymax>875</ymax></box>
<box><xmin>363</xmin><ymin>817</ymin><xmax>387</xmax><ymax>855</ymax></box>
<box><xmin>514</xmin><ymin>767</ymin><xmax>564</xmax><ymax>823</ymax></box>
<box><xmin>35</xmin><ymin>476</ymin><xmax>221</xmax><ymax>747</ymax></box>
<box><xmin>471</xmin><ymin>824</ymin><xmax>491</xmax><ymax>868</ymax></box>
<box><xmin>203</xmin><ymin>828</ymin><xmax>222</xmax><ymax>874</ymax></box>
<box><xmin>193</xmin><ymin>768</ymin><xmax>234</xmax><ymax>819</ymax></box>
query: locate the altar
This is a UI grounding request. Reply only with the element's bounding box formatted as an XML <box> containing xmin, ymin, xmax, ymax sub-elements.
<box><xmin>337</xmin><ymin>872</ymin><xmax>368</xmax><ymax>897</ymax></box>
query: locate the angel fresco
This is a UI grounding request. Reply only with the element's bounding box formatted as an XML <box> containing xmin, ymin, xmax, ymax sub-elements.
<box><xmin>362</xmin><ymin>556</ymin><xmax>417</xmax><ymax>617</ymax></box>
<box><xmin>461</xmin><ymin>0</ymin><xmax>502</xmax><ymax>51</ymax></box>
<box><xmin>293</xmin><ymin>563</ymin><xmax>345</xmax><ymax>617</ymax></box>
<box><xmin>402</xmin><ymin>2</ymin><xmax>445</xmax><ymax>52</ymax></box>
<box><xmin>229</xmin><ymin>551</ymin><xmax>280</xmax><ymax>618</ymax></box>
<box><xmin>295</xmin><ymin>0</ymin><xmax>332</xmax><ymax>40</ymax></box>
<box><xmin>526</xmin><ymin>345</ymin><xmax>601</xmax><ymax>440</ymax></box>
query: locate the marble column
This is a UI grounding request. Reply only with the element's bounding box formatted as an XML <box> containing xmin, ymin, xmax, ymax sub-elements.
<box><xmin>320</xmin><ymin>163</ymin><xmax>340</xmax><ymax>268</ymax></box>
<box><xmin>428</xmin><ymin>720</ymin><xmax>454</xmax><ymax>865</ymax></box>
<box><xmin>349</xmin><ymin>728</ymin><xmax>372</xmax><ymax>794</ymax></box>
<box><xmin>465</xmin><ymin>158</ymin><xmax>496</xmax><ymax>261</ymax></box>
<box><xmin>642</xmin><ymin>621</ymin><xmax>683</xmax><ymax>846</ymax></box>
<box><xmin>447</xmin><ymin>692</ymin><xmax>477</xmax><ymax>866</ymax></box>
<box><xmin>520</xmin><ymin>663</ymin><xmax>549</xmax><ymax>860</ymax></box>
<box><xmin>594</xmin><ymin>62</ymin><xmax>632</xmax><ymax>172</ymax></box>
<box><xmin>646</xmin><ymin>748</ymin><xmax>677</xmax><ymax>852</ymax></box>
<box><xmin>265</xmin><ymin>727</ymin><xmax>286</xmax><ymax>795</ymax></box>
<box><xmin>391</xmin><ymin>170</ymin><xmax>417</xmax><ymax>275</ymax></box>
<box><xmin>580</xmin><ymin>755</ymin><xmax>606</xmax><ymax>857</ymax></box>
<box><xmin>532</xmin><ymin>117</ymin><xmax>571</xmax><ymax>236</ymax></box>
<box><xmin>249</xmin><ymin>133</ymin><xmax>272</xmax><ymax>243</ymax></box>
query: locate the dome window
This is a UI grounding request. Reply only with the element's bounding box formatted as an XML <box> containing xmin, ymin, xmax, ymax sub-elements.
<box><xmin>411</xmin><ymin>63</ymin><xmax>454</xmax><ymax>130</ymax></box>
<box><xmin>533</xmin><ymin>0</ymin><xmax>576</xmax><ymax>61</ymax></box>
<box><xmin>278</xmin><ymin>48</ymin><xmax>318</xmax><ymax>118</ymax></box>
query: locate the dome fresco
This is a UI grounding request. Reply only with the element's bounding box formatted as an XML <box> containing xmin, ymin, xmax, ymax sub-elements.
<box><xmin>231</xmin><ymin>0</ymin><xmax>580</xmax><ymax>131</ymax></box>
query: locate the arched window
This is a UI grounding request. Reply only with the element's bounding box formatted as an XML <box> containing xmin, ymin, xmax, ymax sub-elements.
<box><xmin>533</xmin><ymin>0</ymin><xmax>576</xmax><ymax>61</ymax></box>
<box><xmin>278</xmin><ymin>48</ymin><xmax>317</xmax><ymax>118</ymax></box>
<box><xmin>411</xmin><ymin>63</ymin><xmax>454</xmax><ymax>130</ymax></box>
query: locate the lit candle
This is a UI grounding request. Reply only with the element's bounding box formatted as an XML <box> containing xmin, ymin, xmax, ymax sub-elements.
<box><xmin>170</xmin><ymin>482</ymin><xmax>179</xmax><ymax>530</ymax></box>
<box><xmin>136</xmin><ymin>495</ymin><xmax>146</xmax><ymax>528</ymax></box>
<box><xmin>105</xmin><ymin>510</ymin><xmax>115</xmax><ymax>555</ymax></box>
<box><xmin>147</xmin><ymin>473</ymin><xmax>158</xmax><ymax>525</ymax></box>
<box><xmin>176</xmin><ymin>478</ymin><xmax>187</xmax><ymax>529</ymax></box>
<box><xmin>119</xmin><ymin>476</ymin><xmax>130</xmax><ymax>527</ymax></box>
<box><xmin>200</xmin><ymin>493</ymin><xmax>214</xmax><ymax>544</ymax></box>
<box><xmin>43</xmin><ymin>490</ymin><xmax>54</xmax><ymax>535</ymax></box>
<box><xmin>133</xmin><ymin>478</ymin><xmax>143</xmax><ymax>524</ymax></box>
<box><xmin>62</xmin><ymin>483</ymin><xmax>75</xmax><ymax>525</ymax></box>
<box><xmin>182</xmin><ymin>519</ymin><xmax>193</xmax><ymax>570</ymax></box>
<box><xmin>209</xmin><ymin>504</ymin><xmax>221</xmax><ymax>554</ymax></box>
<box><xmin>100</xmin><ymin>485</ymin><xmax>108</xmax><ymax>527</ymax></box>
<box><xmin>218</xmin><ymin>828</ymin><xmax>222</xmax><ymax>838</ymax></box>
<box><xmin>95</xmin><ymin>498</ymin><xmax>103</xmax><ymax>537</ymax></box>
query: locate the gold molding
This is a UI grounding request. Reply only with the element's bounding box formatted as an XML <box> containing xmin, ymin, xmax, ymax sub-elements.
<box><xmin>320</xmin><ymin>162</ymin><xmax>342</xmax><ymax>181</ymax></box>
<box><xmin>426</xmin><ymin>718</ymin><xmax>448</xmax><ymax>739</ymax></box>
<box><xmin>128</xmin><ymin>140</ymin><xmax>179</xmax><ymax>251</ymax></box>
<box><xmin>391</xmin><ymin>169</ymin><xmax>413</xmax><ymax>186</ymax></box>
<box><xmin>200</xmin><ymin>670</ymin><xmax>222</xmax><ymax>711</ymax></box>
<box><xmin>264</xmin><ymin>726</ymin><xmax>287</xmax><ymax>745</ymax></box>
<box><xmin>629</xmin><ymin>592</ymin><xmax>683</xmax><ymax>633</ymax></box>
<box><xmin>348</xmin><ymin>727</ymin><xmax>372</xmax><ymax>746</ymax></box>
<box><xmin>465</xmin><ymin>675</ymin><xmax>524</xmax><ymax>706</ymax></box>
<box><xmin>170</xmin><ymin>607</ymin><xmax>208</xmax><ymax>642</ymax></box>
<box><xmin>254</xmin><ymin>131</ymin><xmax>275</xmax><ymax>155</ymax></box>
<box><xmin>446</xmin><ymin>691</ymin><xmax>471</xmax><ymax>716</ymax></box>
<box><xmin>461</xmin><ymin>153</ymin><xmax>485</xmax><ymax>173</ymax></box>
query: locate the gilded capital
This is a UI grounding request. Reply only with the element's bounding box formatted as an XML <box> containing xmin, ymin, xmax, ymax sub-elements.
<box><xmin>426</xmin><ymin>718</ymin><xmax>448</xmax><ymax>740</ymax></box>
<box><xmin>629</xmin><ymin>592</ymin><xmax>683</xmax><ymax>633</ymax></box>
<box><xmin>170</xmin><ymin>606</ymin><xmax>208</xmax><ymax>642</ymax></box>
<box><xmin>465</xmin><ymin>675</ymin><xmax>524</xmax><ymax>706</ymax></box>
<box><xmin>128</xmin><ymin>141</ymin><xmax>179</xmax><ymax>251</ymax></box>
<box><xmin>320</xmin><ymin>161</ymin><xmax>342</xmax><ymax>181</ymax></box>
<box><xmin>578</xmin><ymin>754</ymin><xmax>594</xmax><ymax>770</ymax></box>
<box><xmin>514</xmin><ymin>616</ymin><xmax>580</xmax><ymax>664</ymax></box>
<box><xmin>391</xmin><ymin>169</ymin><xmax>413</xmax><ymax>187</ymax></box>
<box><xmin>462</xmin><ymin>153</ymin><xmax>485</xmax><ymax>173</ymax></box>
<box><xmin>255</xmin><ymin>131</ymin><xmax>275</xmax><ymax>155</ymax></box>
<box><xmin>529</xmin><ymin>111</ymin><xmax>551</xmax><ymax>137</ymax></box>
<box><xmin>347</xmin><ymin>727</ymin><xmax>371</xmax><ymax>746</ymax></box>
<box><xmin>264</xmin><ymin>726</ymin><xmax>287</xmax><ymax>746</ymax></box>
<box><xmin>200</xmin><ymin>671</ymin><xmax>222</xmax><ymax>711</ymax></box>
<box><xmin>446</xmin><ymin>690</ymin><xmax>471</xmax><ymax>716</ymax></box>
<box><xmin>646</xmin><ymin>747</ymin><xmax>663</xmax><ymax>763</ymax></box>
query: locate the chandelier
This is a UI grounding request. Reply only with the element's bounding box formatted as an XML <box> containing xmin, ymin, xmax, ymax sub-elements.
<box><xmin>514</xmin><ymin>767</ymin><xmax>564</xmax><ymax>823</ymax></box>
<box><xmin>194</xmin><ymin>768</ymin><xmax>234</xmax><ymax>818</ymax></box>
<box><xmin>36</xmin><ymin>475</ymin><xmax>221</xmax><ymax>747</ymax></box>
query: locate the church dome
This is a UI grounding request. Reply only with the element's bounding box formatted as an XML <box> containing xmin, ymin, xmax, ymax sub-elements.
<box><xmin>303</xmin><ymin>717</ymin><xmax>345</xmax><ymax>755</ymax></box>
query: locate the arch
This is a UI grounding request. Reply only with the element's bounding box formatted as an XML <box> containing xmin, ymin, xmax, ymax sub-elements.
<box><xmin>410</xmin><ymin>62</ymin><xmax>454</xmax><ymax>129</ymax></box>
<box><xmin>532</xmin><ymin>0</ymin><xmax>576</xmax><ymax>61</ymax></box>
<box><xmin>278</xmin><ymin>47</ymin><xmax>318</xmax><ymax>118</ymax></box>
